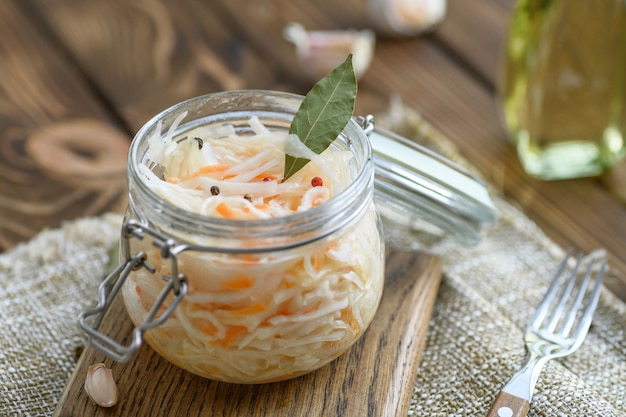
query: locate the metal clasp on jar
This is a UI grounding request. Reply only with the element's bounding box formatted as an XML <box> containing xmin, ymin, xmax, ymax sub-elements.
<box><xmin>79</xmin><ymin>219</ymin><xmax>188</xmax><ymax>362</ymax></box>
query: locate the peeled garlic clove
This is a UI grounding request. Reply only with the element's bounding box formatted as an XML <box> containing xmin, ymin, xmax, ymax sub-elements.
<box><xmin>368</xmin><ymin>0</ymin><xmax>447</xmax><ymax>36</ymax></box>
<box><xmin>84</xmin><ymin>363</ymin><xmax>118</xmax><ymax>408</ymax></box>
<box><xmin>283</xmin><ymin>22</ymin><xmax>375</xmax><ymax>80</ymax></box>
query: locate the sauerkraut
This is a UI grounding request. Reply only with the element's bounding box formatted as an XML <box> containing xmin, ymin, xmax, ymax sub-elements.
<box><xmin>122</xmin><ymin>113</ymin><xmax>384</xmax><ymax>383</ymax></box>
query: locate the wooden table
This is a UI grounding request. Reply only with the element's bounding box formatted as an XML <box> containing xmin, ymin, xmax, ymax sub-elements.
<box><xmin>1</xmin><ymin>0</ymin><xmax>625</xmax><ymax>306</ymax></box>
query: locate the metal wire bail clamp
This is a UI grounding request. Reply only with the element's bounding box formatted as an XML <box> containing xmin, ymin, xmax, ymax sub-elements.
<box><xmin>78</xmin><ymin>219</ymin><xmax>188</xmax><ymax>362</ymax></box>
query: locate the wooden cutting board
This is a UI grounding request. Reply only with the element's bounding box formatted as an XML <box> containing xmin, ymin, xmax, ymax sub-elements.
<box><xmin>53</xmin><ymin>249</ymin><xmax>441</xmax><ymax>417</ymax></box>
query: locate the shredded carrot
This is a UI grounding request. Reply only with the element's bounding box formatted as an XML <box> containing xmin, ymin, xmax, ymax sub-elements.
<box><xmin>341</xmin><ymin>309</ymin><xmax>361</xmax><ymax>333</ymax></box>
<box><xmin>241</xmin><ymin>253</ymin><xmax>260</xmax><ymax>263</ymax></box>
<box><xmin>195</xmin><ymin>319</ymin><xmax>218</xmax><ymax>336</ymax></box>
<box><xmin>253</xmin><ymin>203</ymin><xmax>270</xmax><ymax>211</ymax></box>
<box><xmin>167</xmin><ymin>177</ymin><xmax>181</xmax><ymax>184</ymax></box>
<box><xmin>218</xmin><ymin>325</ymin><xmax>247</xmax><ymax>347</ymax></box>
<box><xmin>135</xmin><ymin>285</ymin><xmax>143</xmax><ymax>296</ymax></box>
<box><xmin>137</xmin><ymin>291</ymin><xmax>154</xmax><ymax>312</ymax></box>
<box><xmin>275</xmin><ymin>306</ymin><xmax>291</xmax><ymax>316</ymax></box>
<box><xmin>221</xmin><ymin>276</ymin><xmax>254</xmax><ymax>290</ymax></box>
<box><xmin>177</xmin><ymin>165</ymin><xmax>230</xmax><ymax>182</ymax></box>
<box><xmin>227</xmin><ymin>302</ymin><xmax>267</xmax><ymax>316</ymax></box>
<box><xmin>198</xmin><ymin>164</ymin><xmax>229</xmax><ymax>174</ymax></box>
<box><xmin>241</xmin><ymin>207</ymin><xmax>260</xmax><ymax>219</ymax></box>
<box><xmin>216</xmin><ymin>202</ymin><xmax>238</xmax><ymax>219</ymax></box>
<box><xmin>313</xmin><ymin>252</ymin><xmax>323</xmax><ymax>271</ymax></box>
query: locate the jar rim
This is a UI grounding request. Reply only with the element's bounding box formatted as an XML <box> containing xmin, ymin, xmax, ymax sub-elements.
<box><xmin>127</xmin><ymin>90</ymin><xmax>375</xmax><ymax>247</ymax></box>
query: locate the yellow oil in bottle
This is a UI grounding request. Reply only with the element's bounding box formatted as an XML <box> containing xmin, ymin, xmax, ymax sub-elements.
<box><xmin>499</xmin><ymin>0</ymin><xmax>626</xmax><ymax>180</ymax></box>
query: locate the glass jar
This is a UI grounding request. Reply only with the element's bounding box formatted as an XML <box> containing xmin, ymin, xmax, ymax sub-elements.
<box><xmin>498</xmin><ymin>0</ymin><xmax>626</xmax><ymax>180</ymax></box>
<box><xmin>80</xmin><ymin>90</ymin><xmax>500</xmax><ymax>385</ymax></box>
<box><xmin>102</xmin><ymin>91</ymin><xmax>384</xmax><ymax>383</ymax></box>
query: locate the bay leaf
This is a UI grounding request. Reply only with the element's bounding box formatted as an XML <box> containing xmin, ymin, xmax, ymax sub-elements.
<box><xmin>283</xmin><ymin>54</ymin><xmax>357</xmax><ymax>181</ymax></box>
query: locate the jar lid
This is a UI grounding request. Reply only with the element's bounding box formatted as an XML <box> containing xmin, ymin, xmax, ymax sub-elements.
<box><xmin>358</xmin><ymin>116</ymin><xmax>498</xmax><ymax>245</ymax></box>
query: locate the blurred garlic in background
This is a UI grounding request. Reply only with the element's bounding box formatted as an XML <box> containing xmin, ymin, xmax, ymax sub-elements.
<box><xmin>283</xmin><ymin>22</ymin><xmax>375</xmax><ymax>81</ymax></box>
<box><xmin>368</xmin><ymin>0</ymin><xmax>447</xmax><ymax>36</ymax></box>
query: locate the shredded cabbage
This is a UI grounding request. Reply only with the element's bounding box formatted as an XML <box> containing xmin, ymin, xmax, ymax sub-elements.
<box><xmin>122</xmin><ymin>116</ymin><xmax>384</xmax><ymax>383</ymax></box>
<box><xmin>139</xmin><ymin>115</ymin><xmax>352</xmax><ymax>219</ymax></box>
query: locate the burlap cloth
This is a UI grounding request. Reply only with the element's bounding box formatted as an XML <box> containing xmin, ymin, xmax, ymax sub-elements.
<box><xmin>1</xmin><ymin>103</ymin><xmax>625</xmax><ymax>416</ymax></box>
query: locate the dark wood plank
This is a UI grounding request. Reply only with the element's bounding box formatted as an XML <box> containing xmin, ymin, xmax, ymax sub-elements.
<box><xmin>0</xmin><ymin>1</ymin><xmax>129</xmax><ymax>251</ymax></box>
<box><xmin>24</xmin><ymin>0</ymin><xmax>300</xmax><ymax>131</ymax></box>
<box><xmin>0</xmin><ymin>0</ymin><xmax>303</xmax><ymax>250</ymax></box>
<box><xmin>53</xmin><ymin>251</ymin><xmax>442</xmax><ymax>417</ymax></box>
<box><xmin>435</xmin><ymin>0</ymin><xmax>515</xmax><ymax>87</ymax></box>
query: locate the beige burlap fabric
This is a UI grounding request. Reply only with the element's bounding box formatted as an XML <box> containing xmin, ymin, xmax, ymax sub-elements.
<box><xmin>385</xmin><ymin>204</ymin><xmax>626</xmax><ymax>417</ymax></box>
<box><xmin>1</xmin><ymin>107</ymin><xmax>625</xmax><ymax>416</ymax></box>
<box><xmin>0</xmin><ymin>214</ymin><xmax>122</xmax><ymax>417</ymax></box>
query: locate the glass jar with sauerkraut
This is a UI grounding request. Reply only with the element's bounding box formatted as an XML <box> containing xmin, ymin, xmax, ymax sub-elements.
<box><xmin>96</xmin><ymin>91</ymin><xmax>384</xmax><ymax>383</ymax></box>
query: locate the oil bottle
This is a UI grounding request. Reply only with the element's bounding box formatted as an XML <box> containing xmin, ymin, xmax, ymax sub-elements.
<box><xmin>498</xmin><ymin>0</ymin><xmax>626</xmax><ymax>180</ymax></box>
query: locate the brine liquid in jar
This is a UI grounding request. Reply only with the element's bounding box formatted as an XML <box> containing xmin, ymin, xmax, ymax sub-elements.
<box><xmin>498</xmin><ymin>0</ymin><xmax>626</xmax><ymax>180</ymax></box>
<box><xmin>119</xmin><ymin>91</ymin><xmax>385</xmax><ymax>384</ymax></box>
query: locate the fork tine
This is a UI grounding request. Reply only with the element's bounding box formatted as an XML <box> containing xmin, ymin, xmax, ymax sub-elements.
<box><xmin>570</xmin><ymin>259</ymin><xmax>607</xmax><ymax>349</ymax></box>
<box><xmin>545</xmin><ymin>252</ymin><xmax>583</xmax><ymax>333</ymax></box>
<box><xmin>559</xmin><ymin>256</ymin><xmax>596</xmax><ymax>337</ymax></box>
<box><xmin>530</xmin><ymin>248</ymin><xmax>573</xmax><ymax>328</ymax></box>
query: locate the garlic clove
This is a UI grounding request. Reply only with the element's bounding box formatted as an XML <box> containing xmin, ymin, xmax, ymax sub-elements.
<box><xmin>283</xmin><ymin>22</ymin><xmax>375</xmax><ymax>81</ymax></box>
<box><xmin>368</xmin><ymin>0</ymin><xmax>447</xmax><ymax>37</ymax></box>
<box><xmin>84</xmin><ymin>363</ymin><xmax>118</xmax><ymax>408</ymax></box>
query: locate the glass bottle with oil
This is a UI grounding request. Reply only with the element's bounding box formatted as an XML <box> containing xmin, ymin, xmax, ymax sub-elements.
<box><xmin>498</xmin><ymin>0</ymin><xmax>626</xmax><ymax>180</ymax></box>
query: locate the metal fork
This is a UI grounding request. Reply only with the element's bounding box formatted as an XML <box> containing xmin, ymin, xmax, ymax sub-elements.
<box><xmin>486</xmin><ymin>250</ymin><xmax>607</xmax><ymax>417</ymax></box>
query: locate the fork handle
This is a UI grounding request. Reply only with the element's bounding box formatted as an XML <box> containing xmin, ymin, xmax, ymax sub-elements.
<box><xmin>486</xmin><ymin>391</ymin><xmax>530</xmax><ymax>417</ymax></box>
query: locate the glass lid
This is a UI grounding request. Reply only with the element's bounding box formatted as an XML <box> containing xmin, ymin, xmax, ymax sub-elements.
<box><xmin>357</xmin><ymin>116</ymin><xmax>498</xmax><ymax>246</ymax></box>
